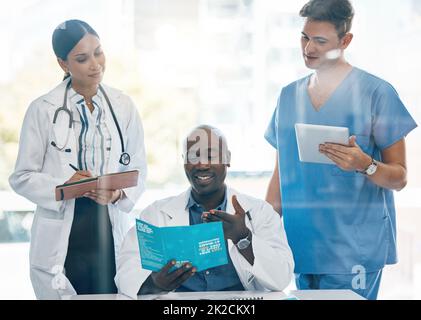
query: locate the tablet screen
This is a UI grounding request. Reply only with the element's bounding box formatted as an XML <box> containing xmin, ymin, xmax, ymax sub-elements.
<box><xmin>295</xmin><ymin>123</ymin><xmax>349</xmax><ymax>165</ymax></box>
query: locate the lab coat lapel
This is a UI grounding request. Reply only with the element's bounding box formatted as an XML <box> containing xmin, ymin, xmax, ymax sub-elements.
<box><xmin>43</xmin><ymin>79</ymin><xmax>70</xmax><ymax>107</ymax></box>
<box><xmin>226</xmin><ymin>188</ymin><xmax>234</xmax><ymax>214</ymax></box>
<box><xmin>160</xmin><ymin>190</ymin><xmax>191</xmax><ymax>227</ymax></box>
<box><xmin>45</xmin><ymin>80</ymin><xmax>78</xmax><ymax>176</ymax></box>
<box><xmin>225</xmin><ymin>188</ymin><xmax>235</xmax><ymax>251</ymax></box>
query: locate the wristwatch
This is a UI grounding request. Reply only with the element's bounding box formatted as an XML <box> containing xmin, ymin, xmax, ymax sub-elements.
<box><xmin>361</xmin><ymin>158</ymin><xmax>378</xmax><ymax>176</ymax></box>
<box><xmin>236</xmin><ymin>230</ymin><xmax>252</xmax><ymax>250</ymax></box>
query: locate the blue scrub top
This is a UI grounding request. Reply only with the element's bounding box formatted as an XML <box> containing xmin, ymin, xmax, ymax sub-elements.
<box><xmin>265</xmin><ymin>67</ymin><xmax>417</xmax><ymax>274</ymax></box>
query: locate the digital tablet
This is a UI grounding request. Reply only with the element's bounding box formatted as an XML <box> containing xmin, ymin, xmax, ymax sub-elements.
<box><xmin>295</xmin><ymin>123</ymin><xmax>349</xmax><ymax>165</ymax></box>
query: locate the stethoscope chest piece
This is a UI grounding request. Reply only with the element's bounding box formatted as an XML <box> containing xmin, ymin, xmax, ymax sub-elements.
<box><xmin>119</xmin><ymin>152</ymin><xmax>131</xmax><ymax>166</ymax></box>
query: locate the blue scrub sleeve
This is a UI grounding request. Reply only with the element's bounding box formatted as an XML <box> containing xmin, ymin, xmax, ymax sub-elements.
<box><xmin>264</xmin><ymin>97</ymin><xmax>280</xmax><ymax>149</ymax></box>
<box><xmin>372</xmin><ymin>82</ymin><xmax>418</xmax><ymax>150</ymax></box>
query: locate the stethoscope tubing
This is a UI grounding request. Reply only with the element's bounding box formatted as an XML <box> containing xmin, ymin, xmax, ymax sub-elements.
<box><xmin>51</xmin><ymin>79</ymin><xmax>130</xmax><ymax>165</ymax></box>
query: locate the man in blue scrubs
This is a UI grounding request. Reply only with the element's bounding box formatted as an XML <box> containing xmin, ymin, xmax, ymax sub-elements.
<box><xmin>265</xmin><ymin>0</ymin><xmax>417</xmax><ymax>299</ymax></box>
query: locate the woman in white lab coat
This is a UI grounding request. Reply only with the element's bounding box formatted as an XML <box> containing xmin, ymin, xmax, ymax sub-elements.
<box><xmin>9</xmin><ymin>20</ymin><xmax>147</xmax><ymax>299</ymax></box>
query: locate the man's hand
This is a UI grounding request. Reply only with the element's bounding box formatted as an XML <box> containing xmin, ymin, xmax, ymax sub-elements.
<box><xmin>319</xmin><ymin>136</ymin><xmax>372</xmax><ymax>172</ymax></box>
<box><xmin>84</xmin><ymin>189</ymin><xmax>122</xmax><ymax>205</ymax></box>
<box><xmin>202</xmin><ymin>195</ymin><xmax>249</xmax><ymax>243</ymax></box>
<box><xmin>150</xmin><ymin>260</ymin><xmax>196</xmax><ymax>292</ymax></box>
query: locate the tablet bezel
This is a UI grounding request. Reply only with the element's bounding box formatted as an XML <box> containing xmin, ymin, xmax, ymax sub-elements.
<box><xmin>294</xmin><ymin>123</ymin><xmax>350</xmax><ymax>165</ymax></box>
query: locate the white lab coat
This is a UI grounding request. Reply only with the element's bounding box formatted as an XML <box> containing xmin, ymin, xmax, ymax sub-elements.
<box><xmin>9</xmin><ymin>79</ymin><xmax>147</xmax><ymax>299</ymax></box>
<box><xmin>115</xmin><ymin>187</ymin><xmax>294</xmax><ymax>299</ymax></box>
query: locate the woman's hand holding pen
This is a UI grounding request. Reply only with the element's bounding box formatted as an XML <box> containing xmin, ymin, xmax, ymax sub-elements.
<box><xmin>65</xmin><ymin>170</ymin><xmax>93</xmax><ymax>184</ymax></box>
<box><xmin>67</xmin><ymin>163</ymin><xmax>122</xmax><ymax>205</ymax></box>
<box><xmin>202</xmin><ymin>195</ymin><xmax>250</xmax><ymax>243</ymax></box>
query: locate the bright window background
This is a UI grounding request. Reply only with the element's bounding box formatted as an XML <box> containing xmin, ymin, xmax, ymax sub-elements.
<box><xmin>0</xmin><ymin>0</ymin><xmax>420</xmax><ymax>299</ymax></box>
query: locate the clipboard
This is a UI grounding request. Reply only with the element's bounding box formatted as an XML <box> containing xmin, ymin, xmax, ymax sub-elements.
<box><xmin>295</xmin><ymin>123</ymin><xmax>349</xmax><ymax>164</ymax></box>
<box><xmin>55</xmin><ymin>170</ymin><xmax>139</xmax><ymax>201</ymax></box>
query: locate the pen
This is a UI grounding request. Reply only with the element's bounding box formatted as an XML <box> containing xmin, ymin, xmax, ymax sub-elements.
<box><xmin>69</xmin><ymin>164</ymin><xmax>79</xmax><ymax>171</ymax></box>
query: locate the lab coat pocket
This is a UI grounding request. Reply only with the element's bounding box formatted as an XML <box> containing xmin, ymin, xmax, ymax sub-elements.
<box><xmin>47</xmin><ymin>120</ymin><xmax>75</xmax><ymax>163</ymax></box>
<box><xmin>56</xmin><ymin>149</ymin><xmax>74</xmax><ymax>167</ymax></box>
<box><xmin>46</xmin><ymin>141</ymin><xmax>71</xmax><ymax>173</ymax></box>
<box><xmin>30</xmin><ymin>217</ymin><xmax>63</xmax><ymax>270</ymax></box>
<box><xmin>53</xmin><ymin>147</ymin><xmax>75</xmax><ymax>180</ymax></box>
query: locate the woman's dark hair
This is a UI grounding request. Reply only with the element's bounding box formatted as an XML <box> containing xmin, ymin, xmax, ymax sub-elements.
<box><xmin>52</xmin><ymin>20</ymin><xmax>99</xmax><ymax>79</ymax></box>
<box><xmin>299</xmin><ymin>0</ymin><xmax>354</xmax><ymax>38</ymax></box>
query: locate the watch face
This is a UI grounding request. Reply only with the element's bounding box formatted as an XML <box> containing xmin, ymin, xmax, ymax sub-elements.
<box><xmin>366</xmin><ymin>163</ymin><xmax>378</xmax><ymax>175</ymax></box>
<box><xmin>236</xmin><ymin>238</ymin><xmax>251</xmax><ymax>250</ymax></box>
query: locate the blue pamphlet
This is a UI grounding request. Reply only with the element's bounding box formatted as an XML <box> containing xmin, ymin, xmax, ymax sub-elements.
<box><xmin>135</xmin><ymin>219</ymin><xmax>228</xmax><ymax>272</ymax></box>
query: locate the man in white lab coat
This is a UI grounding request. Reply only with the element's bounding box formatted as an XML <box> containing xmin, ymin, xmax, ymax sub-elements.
<box><xmin>116</xmin><ymin>125</ymin><xmax>293</xmax><ymax>299</ymax></box>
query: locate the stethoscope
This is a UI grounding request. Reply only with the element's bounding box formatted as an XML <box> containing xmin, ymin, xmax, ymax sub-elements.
<box><xmin>51</xmin><ymin>80</ymin><xmax>131</xmax><ymax>166</ymax></box>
